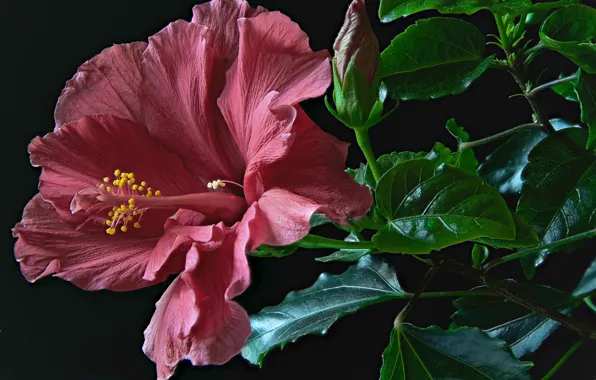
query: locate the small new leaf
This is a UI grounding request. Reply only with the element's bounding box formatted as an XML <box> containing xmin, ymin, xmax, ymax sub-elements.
<box><xmin>242</xmin><ymin>256</ymin><xmax>405</xmax><ymax>365</ymax></box>
<box><xmin>381</xmin><ymin>18</ymin><xmax>493</xmax><ymax>100</ymax></box>
<box><xmin>472</xmin><ymin>244</ymin><xmax>489</xmax><ymax>268</ymax></box>
<box><xmin>380</xmin><ymin>324</ymin><xmax>533</xmax><ymax>379</ymax></box>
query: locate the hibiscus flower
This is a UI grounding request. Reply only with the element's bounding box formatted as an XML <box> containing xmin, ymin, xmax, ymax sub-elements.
<box><xmin>13</xmin><ymin>0</ymin><xmax>372</xmax><ymax>378</ymax></box>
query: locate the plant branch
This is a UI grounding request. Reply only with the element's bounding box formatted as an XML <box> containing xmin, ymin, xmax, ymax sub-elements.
<box><xmin>542</xmin><ymin>339</ymin><xmax>586</xmax><ymax>380</ymax></box>
<box><xmin>459</xmin><ymin>123</ymin><xmax>543</xmax><ymax>151</ymax></box>
<box><xmin>528</xmin><ymin>74</ymin><xmax>579</xmax><ymax>97</ymax></box>
<box><xmin>434</xmin><ymin>258</ymin><xmax>596</xmax><ymax>341</ymax></box>
<box><xmin>585</xmin><ymin>297</ymin><xmax>596</xmax><ymax>313</ymax></box>
<box><xmin>483</xmin><ymin>229</ymin><xmax>596</xmax><ymax>273</ymax></box>
<box><xmin>297</xmin><ymin>234</ymin><xmax>375</xmax><ymax>250</ymax></box>
<box><xmin>354</xmin><ymin>127</ymin><xmax>382</xmax><ymax>182</ymax></box>
<box><xmin>509</xmin><ymin>63</ymin><xmax>555</xmax><ymax>132</ymax></box>
<box><xmin>395</xmin><ymin>266</ymin><xmax>438</xmax><ymax>326</ymax></box>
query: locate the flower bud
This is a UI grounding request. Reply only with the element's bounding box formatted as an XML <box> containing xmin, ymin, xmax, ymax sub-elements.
<box><xmin>330</xmin><ymin>0</ymin><xmax>384</xmax><ymax>129</ymax></box>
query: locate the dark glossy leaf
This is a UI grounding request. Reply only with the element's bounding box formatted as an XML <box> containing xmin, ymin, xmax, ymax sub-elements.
<box><xmin>365</xmin><ymin>151</ymin><xmax>427</xmax><ymax>188</ymax></box>
<box><xmin>479</xmin><ymin>120</ymin><xmax>579</xmax><ymax>195</ymax></box>
<box><xmin>540</xmin><ymin>5</ymin><xmax>596</xmax><ymax>73</ymax></box>
<box><xmin>552</xmin><ymin>72</ymin><xmax>579</xmax><ymax>102</ymax></box>
<box><xmin>379</xmin><ymin>0</ymin><xmax>530</xmax><ymax>23</ymax></box>
<box><xmin>517</xmin><ymin>128</ymin><xmax>596</xmax><ymax>278</ymax></box>
<box><xmin>574</xmin><ymin>256</ymin><xmax>596</xmax><ymax>297</ymax></box>
<box><xmin>373</xmin><ymin>159</ymin><xmax>515</xmax><ymax>254</ymax></box>
<box><xmin>381</xmin><ymin>18</ymin><xmax>493</xmax><ymax>101</ymax></box>
<box><xmin>316</xmin><ymin>232</ymin><xmax>374</xmax><ymax>262</ymax></box>
<box><xmin>575</xmin><ymin>71</ymin><xmax>596</xmax><ymax>148</ymax></box>
<box><xmin>474</xmin><ymin>214</ymin><xmax>539</xmax><ymax>249</ymax></box>
<box><xmin>452</xmin><ymin>281</ymin><xmax>575</xmax><ymax>358</ymax></box>
<box><xmin>347</xmin><ymin>163</ymin><xmax>367</xmax><ymax>186</ymax></box>
<box><xmin>242</xmin><ymin>256</ymin><xmax>404</xmax><ymax>365</ymax></box>
<box><xmin>525</xmin><ymin>0</ymin><xmax>579</xmax><ymax>25</ymax></box>
<box><xmin>380</xmin><ymin>324</ymin><xmax>533</xmax><ymax>379</ymax></box>
<box><xmin>471</xmin><ymin>244</ymin><xmax>489</xmax><ymax>267</ymax></box>
<box><xmin>310</xmin><ymin>212</ymin><xmax>330</xmax><ymax>228</ymax></box>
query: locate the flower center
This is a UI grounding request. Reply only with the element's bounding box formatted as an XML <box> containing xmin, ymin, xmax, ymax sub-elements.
<box><xmin>97</xmin><ymin>170</ymin><xmax>162</xmax><ymax>235</ymax></box>
<box><xmin>72</xmin><ymin>169</ymin><xmax>249</xmax><ymax>235</ymax></box>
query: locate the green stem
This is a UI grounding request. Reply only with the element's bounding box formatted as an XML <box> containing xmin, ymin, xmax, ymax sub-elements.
<box><xmin>483</xmin><ymin>229</ymin><xmax>596</xmax><ymax>273</ymax></box>
<box><xmin>542</xmin><ymin>339</ymin><xmax>586</xmax><ymax>380</ymax></box>
<box><xmin>297</xmin><ymin>234</ymin><xmax>375</xmax><ymax>250</ymax></box>
<box><xmin>417</xmin><ymin>290</ymin><xmax>495</xmax><ymax>298</ymax></box>
<box><xmin>395</xmin><ymin>267</ymin><xmax>438</xmax><ymax>326</ymax></box>
<box><xmin>528</xmin><ymin>73</ymin><xmax>579</xmax><ymax>97</ymax></box>
<box><xmin>354</xmin><ymin>127</ymin><xmax>382</xmax><ymax>182</ymax></box>
<box><xmin>585</xmin><ymin>297</ymin><xmax>596</xmax><ymax>313</ymax></box>
<box><xmin>458</xmin><ymin>123</ymin><xmax>543</xmax><ymax>151</ymax></box>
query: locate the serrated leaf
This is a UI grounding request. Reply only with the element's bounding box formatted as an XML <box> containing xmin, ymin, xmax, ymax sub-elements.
<box><xmin>446</xmin><ymin>118</ymin><xmax>470</xmax><ymax>143</ymax></box>
<box><xmin>540</xmin><ymin>5</ymin><xmax>596</xmax><ymax>74</ymax></box>
<box><xmin>316</xmin><ymin>232</ymin><xmax>374</xmax><ymax>262</ymax></box>
<box><xmin>379</xmin><ymin>0</ymin><xmax>530</xmax><ymax>23</ymax></box>
<box><xmin>358</xmin><ymin>151</ymin><xmax>427</xmax><ymax>189</ymax></box>
<box><xmin>381</xmin><ymin>18</ymin><xmax>493</xmax><ymax>101</ymax></box>
<box><xmin>552</xmin><ymin>71</ymin><xmax>579</xmax><ymax>102</ymax></box>
<box><xmin>517</xmin><ymin>128</ymin><xmax>596</xmax><ymax>278</ymax></box>
<box><xmin>472</xmin><ymin>244</ymin><xmax>489</xmax><ymax>267</ymax></box>
<box><xmin>372</xmin><ymin>159</ymin><xmax>515</xmax><ymax>254</ymax></box>
<box><xmin>574</xmin><ymin>256</ymin><xmax>596</xmax><ymax>297</ymax></box>
<box><xmin>478</xmin><ymin>120</ymin><xmax>579</xmax><ymax>194</ymax></box>
<box><xmin>451</xmin><ymin>281</ymin><xmax>577</xmax><ymax>358</ymax></box>
<box><xmin>474</xmin><ymin>214</ymin><xmax>539</xmax><ymax>249</ymax></box>
<box><xmin>445</xmin><ymin>119</ymin><xmax>479</xmax><ymax>173</ymax></box>
<box><xmin>380</xmin><ymin>324</ymin><xmax>533</xmax><ymax>379</ymax></box>
<box><xmin>575</xmin><ymin>70</ymin><xmax>596</xmax><ymax>148</ymax></box>
<box><xmin>241</xmin><ymin>256</ymin><xmax>404</xmax><ymax>365</ymax></box>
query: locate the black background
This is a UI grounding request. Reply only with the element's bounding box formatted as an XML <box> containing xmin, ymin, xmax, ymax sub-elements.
<box><xmin>3</xmin><ymin>0</ymin><xmax>596</xmax><ymax>379</ymax></box>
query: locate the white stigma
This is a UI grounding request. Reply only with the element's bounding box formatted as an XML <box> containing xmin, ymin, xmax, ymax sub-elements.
<box><xmin>207</xmin><ymin>179</ymin><xmax>226</xmax><ymax>190</ymax></box>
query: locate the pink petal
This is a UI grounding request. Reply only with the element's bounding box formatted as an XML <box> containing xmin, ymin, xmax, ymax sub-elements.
<box><xmin>243</xmin><ymin>188</ymin><xmax>320</xmax><ymax>249</ymax></box>
<box><xmin>141</xmin><ymin>20</ymin><xmax>243</xmax><ymax>182</ymax></box>
<box><xmin>192</xmin><ymin>0</ymin><xmax>265</xmax><ymax>66</ymax></box>
<box><xmin>144</xmin><ymin>210</ymin><xmax>228</xmax><ymax>283</ymax></box>
<box><xmin>55</xmin><ymin>43</ymin><xmax>147</xmax><ymax>127</ymax></box>
<box><xmin>255</xmin><ymin>108</ymin><xmax>373</xmax><ymax>225</ymax></box>
<box><xmin>13</xmin><ymin>194</ymin><xmax>159</xmax><ymax>291</ymax></box>
<box><xmin>217</xmin><ymin>11</ymin><xmax>331</xmax><ymax>161</ymax></box>
<box><xmin>143</xmin><ymin>231</ymin><xmax>250</xmax><ymax>380</ymax></box>
<box><xmin>28</xmin><ymin>114</ymin><xmax>205</xmax><ymax>219</ymax></box>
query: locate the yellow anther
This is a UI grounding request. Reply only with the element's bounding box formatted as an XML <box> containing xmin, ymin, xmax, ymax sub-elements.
<box><xmin>112</xmin><ymin>206</ymin><xmax>117</xmax><ymax>211</ymax></box>
<box><xmin>146</xmin><ymin>191</ymin><xmax>153</xmax><ymax>198</ymax></box>
<box><xmin>138</xmin><ymin>186</ymin><xmax>144</xmax><ymax>192</ymax></box>
<box><xmin>99</xmin><ymin>184</ymin><xmax>106</xmax><ymax>189</ymax></box>
<box><xmin>128</xmin><ymin>178</ymin><xmax>135</xmax><ymax>184</ymax></box>
<box><xmin>134</xmin><ymin>222</ymin><xmax>141</xmax><ymax>228</ymax></box>
<box><xmin>128</xmin><ymin>198</ymin><xmax>135</xmax><ymax>205</ymax></box>
<box><xmin>106</xmin><ymin>186</ymin><xmax>112</xmax><ymax>192</ymax></box>
<box><xmin>220</xmin><ymin>182</ymin><xmax>226</xmax><ymax>187</ymax></box>
<box><xmin>155</xmin><ymin>190</ymin><xmax>161</xmax><ymax>196</ymax></box>
<box><xmin>141</xmin><ymin>181</ymin><xmax>147</xmax><ymax>187</ymax></box>
<box><xmin>103</xmin><ymin>177</ymin><xmax>110</xmax><ymax>183</ymax></box>
<box><xmin>113</xmin><ymin>180</ymin><xmax>119</xmax><ymax>185</ymax></box>
<box><xmin>106</xmin><ymin>228</ymin><xmax>116</xmax><ymax>235</ymax></box>
<box><xmin>127</xmin><ymin>173</ymin><xmax>134</xmax><ymax>179</ymax></box>
<box><xmin>128</xmin><ymin>216</ymin><xmax>133</xmax><ymax>221</ymax></box>
<box><xmin>129</xmin><ymin>205</ymin><xmax>135</xmax><ymax>210</ymax></box>
<box><xmin>121</xmin><ymin>226</ymin><xmax>128</xmax><ymax>233</ymax></box>
<box><xmin>121</xmin><ymin>172</ymin><xmax>127</xmax><ymax>178</ymax></box>
<box><xmin>114</xmin><ymin>169</ymin><xmax>121</xmax><ymax>177</ymax></box>
<box><xmin>106</xmin><ymin>220</ymin><xmax>111</xmax><ymax>225</ymax></box>
<box><xmin>108</xmin><ymin>211</ymin><xmax>114</xmax><ymax>217</ymax></box>
<box><xmin>207</xmin><ymin>182</ymin><xmax>213</xmax><ymax>189</ymax></box>
<box><xmin>114</xmin><ymin>210</ymin><xmax>120</xmax><ymax>217</ymax></box>
<box><xmin>147</xmin><ymin>187</ymin><xmax>152</xmax><ymax>191</ymax></box>
<box><xmin>132</xmin><ymin>184</ymin><xmax>139</xmax><ymax>190</ymax></box>
<box><xmin>119</xmin><ymin>179</ymin><xmax>126</xmax><ymax>187</ymax></box>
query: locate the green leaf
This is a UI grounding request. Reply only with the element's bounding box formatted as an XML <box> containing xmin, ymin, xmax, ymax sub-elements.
<box><xmin>517</xmin><ymin>128</ymin><xmax>596</xmax><ymax>278</ymax></box>
<box><xmin>552</xmin><ymin>72</ymin><xmax>579</xmax><ymax>102</ymax></box>
<box><xmin>478</xmin><ymin>119</ymin><xmax>579</xmax><ymax>194</ymax></box>
<box><xmin>316</xmin><ymin>232</ymin><xmax>375</xmax><ymax>262</ymax></box>
<box><xmin>372</xmin><ymin>159</ymin><xmax>515</xmax><ymax>254</ymax></box>
<box><xmin>446</xmin><ymin>118</ymin><xmax>469</xmax><ymax>143</ymax></box>
<box><xmin>310</xmin><ymin>213</ymin><xmax>330</xmax><ymax>228</ymax></box>
<box><xmin>446</xmin><ymin>119</ymin><xmax>479</xmax><ymax>173</ymax></box>
<box><xmin>540</xmin><ymin>5</ymin><xmax>596</xmax><ymax>74</ymax></box>
<box><xmin>380</xmin><ymin>324</ymin><xmax>532</xmax><ymax>379</ymax></box>
<box><xmin>381</xmin><ymin>18</ymin><xmax>493</xmax><ymax>101</ymax></box>
<box><xmin>451</xmin><ymin>281</ymin><xmax>575</xmax><ymax>358</ymax></box>
<box><xmin>242</xmin><ymin>256</ymin><xmax>404</xmax><ymax>365</ymax></box>
<box><xmin>575</xmin><ymin>70</ymin><xmax>596</xmax><ymax>149</ymax></box>
<box><xmin>347</xmin><ymin>163</ymin><xmax>367</xmax><ymax>186</ymax></box>
<box><xmin>379</xmin><ymin>0</ymin><xmax>530</xmax><ymax>23</ymax></box>
<box><xmin>471</xmin><ymin>244</ymin><xmax>489</xmax><ymax>268</ymax></box>
<box><xmin>574</xmin><ymin>256</ymin><xmax>596</xmax><ymax>297</ymax></box>
<box><xmin>474</xmin><ymin>214</ymin><xmax>540</xmax><ymax>249</ymax></box>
